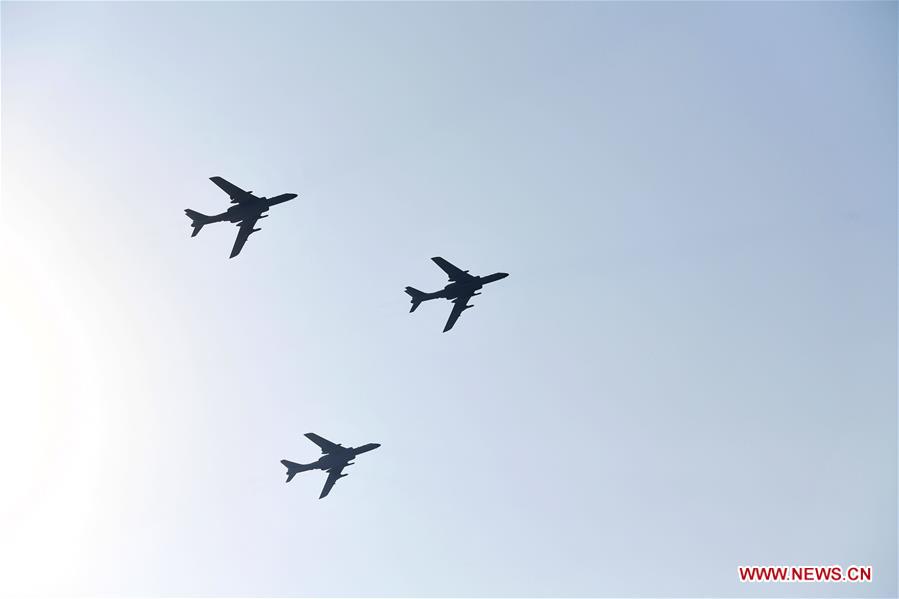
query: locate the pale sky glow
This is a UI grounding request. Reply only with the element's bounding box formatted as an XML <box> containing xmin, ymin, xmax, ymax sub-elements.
<box><xmin>1</xmin><ymin>2</ymin><xmax>896</xmax><ymax>597</ymax></box>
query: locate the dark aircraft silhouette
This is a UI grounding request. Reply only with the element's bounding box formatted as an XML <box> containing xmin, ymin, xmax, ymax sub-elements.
<box><xmin>281</xmin><ymin>433</ymin><xmax>380</xmax><ymax>499</ymax></box>
<box><xmin>405</xmin><ymin>257</ymin><xmax>508</xmax><ymax>332</ymax></box>
<box><xmin>185</xmin><ymin>176</ymin><xmax>297</xmax><ymax>258</ymax></box>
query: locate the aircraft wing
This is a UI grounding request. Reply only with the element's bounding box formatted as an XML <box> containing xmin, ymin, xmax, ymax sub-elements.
<box><xmin>432</xmin><ymin>257</ymin><xmax>474</xmax><ymax>282</ymax></box>
<box><xmin>210</xmin><ymin>176</ymin><xmax>257</xmax><ymax>204</ymax></box>
<box><xmin>443</xmin><ymin>291</ymin><xmax>474</xmax><ymax>332</ymax></box>
<box><xmin>319</xmin><ymin>465</ymin><xmax>345</xmax><ymax>499</ymax></box>
<box><xmin>305</xmin><ymin>432</ymin><xmax>343</xmax><ymax>454</ymax></box>
<box><xmin>229</xmin><ymin>215</ymin><xmax>260</xmax><ymax>259</ymax></box>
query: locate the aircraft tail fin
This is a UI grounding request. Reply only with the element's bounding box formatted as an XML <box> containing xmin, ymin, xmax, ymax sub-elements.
<box><xmin>185</xmin><ymin>209</ymin><xmax>211</xmax><ymax>237</ymax></box>
<box><xmin>405</xmin><ymin>287</ymin><xmax>429</xmax><ymax>312</ymax></box>
<box><xmin>281</xmin><ymin>459</ymin><xmax>313</xmax><ymax>483</ymax></box>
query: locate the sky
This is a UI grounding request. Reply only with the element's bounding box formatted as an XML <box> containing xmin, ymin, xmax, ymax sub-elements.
<box><xmin>1</xmin><ymin>2</ymin><xmax>896</xmax><ymax>597</ymax></box>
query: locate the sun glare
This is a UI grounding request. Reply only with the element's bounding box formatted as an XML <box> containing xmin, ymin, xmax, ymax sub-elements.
<box><xmin>0</xmin><ymin>231</ymin><xmax>106</xmax><ymax>593</ymax></box>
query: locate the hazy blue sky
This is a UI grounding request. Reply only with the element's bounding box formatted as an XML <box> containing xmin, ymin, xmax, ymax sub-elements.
<box><xmin>1</xmin><ymin>2</ymin><xmax>895</xmax><ymax>597</ymax></box>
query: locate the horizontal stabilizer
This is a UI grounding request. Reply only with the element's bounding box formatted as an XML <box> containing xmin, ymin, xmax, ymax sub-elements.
<box><xmin>185</xmin><ymin>209</ymin><xmax>211</xmax><ymax>237</ymax></box>
<box><xmin>281</xmin><ymin>459</ymin><xmax>313</xmax><ymax>483</ymax></box>
<box><xmin>405</xmin><ymin>287</ymin><xmax>428</xmax><ymax>312</ymax></box>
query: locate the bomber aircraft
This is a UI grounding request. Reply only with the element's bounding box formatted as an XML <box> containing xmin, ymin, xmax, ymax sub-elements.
<box><xmin>281</xmin><ymin>433</ymin><xmax>380</xmax><ymax>499</ymax></box>
<box><xmin>405</xmin><ymin>257</ymin><xmax>508</xmax><ymax>332</ymax></box>
<box><xmin>185</xmin><ymin>176</ymin><xmax>297</xmax><ymax>258</ymax></box>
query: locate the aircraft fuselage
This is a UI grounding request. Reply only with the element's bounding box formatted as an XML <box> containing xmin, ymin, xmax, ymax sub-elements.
<box><xmin>440</xmin><ymin>272</ymin><xmax>508</xmax><ymax>300</ymax></box>
<box><xmin>208</xmin><ymin>193</ymin><xmax>297</xmax><ymax>224</ymax></box>
<box><xmin>309</xmin><ymin>443</ymin><xmax>381</xmax><ymax>471</ymax></box>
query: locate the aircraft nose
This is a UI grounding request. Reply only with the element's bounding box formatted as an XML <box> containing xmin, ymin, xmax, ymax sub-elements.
<box><xmin>288</xmin><ymin>193</ymin><xmax>298</xmax><ymax>200</ymax></box>
<box><xmin>498</xmin><ymin>272</ymin><xmax>509</xmax><ymax>279</ymax></box>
